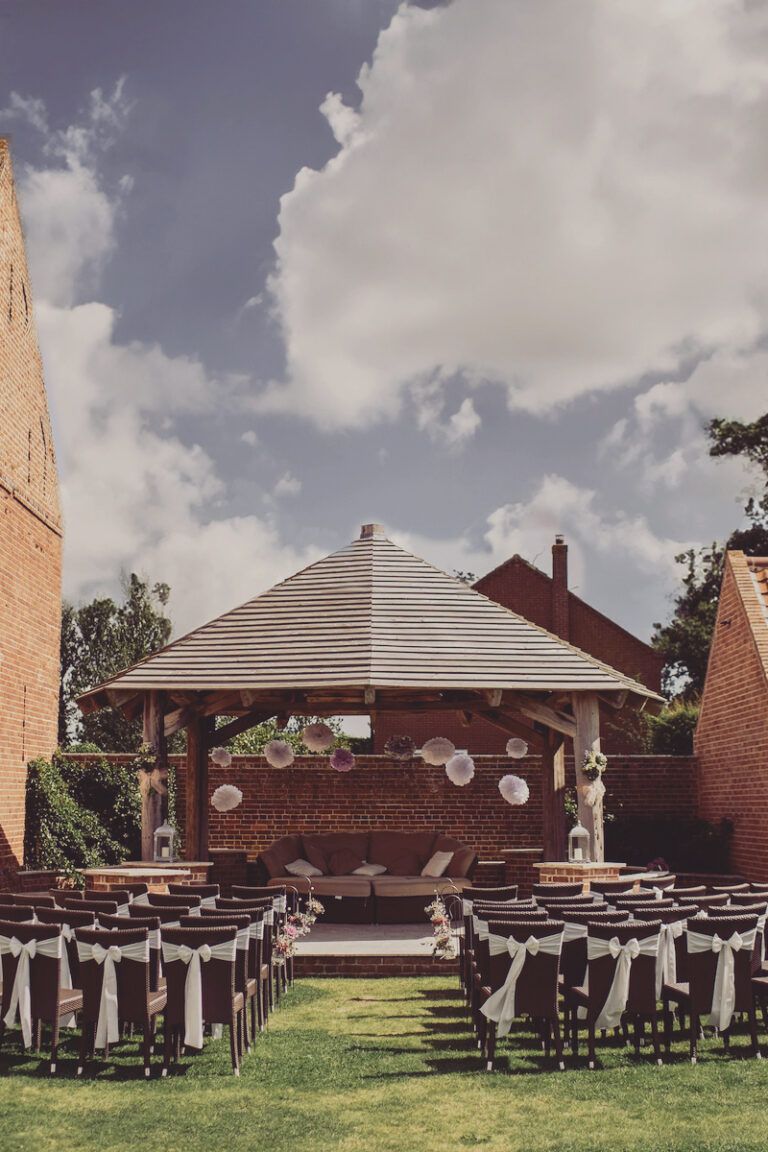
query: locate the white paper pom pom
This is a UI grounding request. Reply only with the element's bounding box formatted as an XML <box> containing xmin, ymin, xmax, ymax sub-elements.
<box><xmin>506</xmin><ymin>738</ymin><xmax>528</xmax><ymax>759</ymax></box>
<box><xmin>445</xmin><ymin>753</ymin><xmax>475</xmax><ymax>786</ymax></box>
<box><xmin>421</xmin><ymin>737</ymin><xmax>456</xmax><ymax>766</ymax></box>
<box><xmin>499</xmin><ymin>774</ymin><xmax>530</xmax><ymax>806</ymax></box>
<box><xmin>210</xmin><ymin>746</ymin><xmax>233</xmax><ymax>768</ymax></box>
<box><xmin>211</xmin><ymin>784</ymin><xmax>243</xmax><ymax>812</ymax></box>
<box><xmin>302</xmin><ymin>722</ymin><xmax>335</xmax><ymax>752</ymax></box>
<box><xmin>264</xmin><ymin>740</ymin><xmax>295</xmax><ymax>768</ymax></box>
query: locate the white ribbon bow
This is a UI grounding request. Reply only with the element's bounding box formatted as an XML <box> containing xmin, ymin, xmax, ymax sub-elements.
<box><xmin>77</xmin><ymin>938</ymin><xmax>149</xmax><ymax>1049</ymax></box>
<box><xmin>0</xmin><ymin>934</ymin><xmax>62</xmax><ymax>1048</ymax></box>
<box><xmin>687</xmin><ymin>927</ymin><xmax>756</xmax><ymax>1032</ymax></box>
<box><xmin>481</xmin><ymin>931</ymin><xmax>563</xmax><ymax>1037</ymax></box>
<box><xmin>161</xmin><ymin>938</ymin><xmax>237</xmax><ymax>1049</ymax></box>
<box><xmin>588</xmin><ymin>933</ymin><xmax>659</xmax><ymax>1031</ymax></box>
<box><xmin>562</xmin><ymin>921</ymin><xmax>588</xmax><ymax>942</ymax></box>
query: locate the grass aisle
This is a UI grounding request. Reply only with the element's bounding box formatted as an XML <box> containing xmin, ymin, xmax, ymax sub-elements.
<box><xmin>0</xmin><ymin>976</ymin><xmax>766</xmax><ymax>1152</ymax></box>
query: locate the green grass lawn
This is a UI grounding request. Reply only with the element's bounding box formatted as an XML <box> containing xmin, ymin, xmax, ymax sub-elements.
<box><xmin>0</xmin><ymin>976</ymin><xmax>766</xmax><ymax>1152</ymax></box>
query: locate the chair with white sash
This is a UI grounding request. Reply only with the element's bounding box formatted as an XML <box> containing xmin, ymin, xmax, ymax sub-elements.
<box><xmin>457</xmin><ymin>886</ymin><xmax>518</xmax><ymax>998</ymax></box>
<box><xmin>566</xmin><ymin>919</ymin><xmax>663</xmax><ymax>1067</ymax></box>
<box><xmin>532</xmin><ymin>883</ymin><xmax>583</xmax><ymax>899</ymax></box>
<box><xmin>146</xmin><ymin>892</ymin><xmax>202</xmax><ymax>913</ymax></box>
<box><xmin>216</xmin><ymin>897</ymin><xmax>280</xmax><ymax>1008</ymax></box>
<box><xmin>711</xmin><ymin>882</ymin><xmax>750</xmax><ymax>895</ymax></box>
<box><xmin>75</xmin><ymin>926</ymin><xmax>166</xmax><ymax>1077</ymax></box>
<box><xmin>556</xmin><ymin>910</ymin><xmax>630</xmax><ymax>1038</ymax></box>
<box><xmin>662</xmin><ymin>914</ymin><xmax>760</xmax><ymax>1062</ymax></box>
<box><xmin>168</xmin><ymin>883</ymin><xmax>220</xmax><ymax>909</ymax></box>
<box><xmin>229</xmin><ymin>890</ymin><xmax>293</xmax><ymax>993</ymax></box>
<box><xmin>0</xmin><ymin>919</ymin><xmax>83</xmax><ymax>1074</ymax></box>
<box><xmin>201</xmin><ymin>906</ymin><xmax>269</xmax><ymax>1035</ymax></box>
<box><xmin>538</xmin><ymin>899</ymin><xmax>609</xmax><ymax>916</ymax></box>
<box><xmin>82</xmin><ymin>889</ymin><xmax>133</xmax><ymax>908</ymax></box>
<box><xmin>677</xmin><ymin>893</ymin><xmax>730</xmax><ymax>913</ymax></box>
<box><xmin>14</xmin><ymin>894</ymin><xmax>56</xmax><ymax>910</ymax></box>
<box><xmin>478</xmin><ymin>919</ymin><xmax>565</xmax><ymax>1071</ymax></box>
<box><xmin>66</xmin><ymin>898</ymin><xmax>120</xmax><ymax>917</ymax></box>
<box><xmin>181</xmin><ymin>912</ymin><xmax>252</xmax><ymax>1052</ymax></box>
<box><xmin>161</xmin><ymin>924</ymin><xmax>243</xmax><ymax>1075</ymax></box>
<box><xmin>612</xmin><ymin>896</ymin><xmax>676</xmax><ymax>912</ymax></box>
<box><xmin>0</xmin><ymin>906</ymin><xmax>37</xmax><ymax>924</ymax></box>
<box><xmin>35</xmin><ymin>908</ymin><xmax>96</xmax><ymax>990</ymax></box>
<box><xmin>470</xmin><ymin>910</ymin><xmax>548</xmax><ymax>1041</ymax></box>
<box><xmin>128</xmin><ymin>903</ymin><xmax>186</xmax><ymax>927</ymax></box>
<box><xmin>97</xmin><ymin>913</ymin><xmax>163</xmax><ymax>992</ymax></box>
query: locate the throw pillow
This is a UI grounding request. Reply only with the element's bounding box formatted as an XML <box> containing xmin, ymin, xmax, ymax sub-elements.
<box><xmin>421</xmin><ymin>850</ymin><xmax>454</xmax><ymax>878</ymax></box>
<box><xmin>352</xmin><ymin>862</ymin><xmax>388</xmax><ymax>876</ymax></box>
<box><xmin>328</xmin><ymin>848</ymin><xmax>365</xmax><ymax>876</ymax></box>
<box><xmin>284</xmin><ymin>858</ymin><xmax>322</xmax><ymax>878</ymax></box>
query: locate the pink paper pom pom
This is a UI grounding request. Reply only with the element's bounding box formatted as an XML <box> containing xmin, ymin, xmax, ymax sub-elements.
<box><xmin>264</xmin><ymin>740</ymin><xmax>295</xmax><ymax>768</ymax></box>
<box><xmin>329</xmin><ymin>747</ymin><xmax>356</xmax><ymax>773</ymax></box>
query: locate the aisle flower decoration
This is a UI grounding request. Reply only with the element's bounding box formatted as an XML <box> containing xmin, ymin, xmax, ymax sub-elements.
<box><xmin>498</xmin><ymin>773</ymin><xmax>529</xmax><ymax>806</ymax></box>
<box><xmin>302</xmin><ymin>722</ymin><xmax>335</xmax><ymax>752</ymax></box>
<box><xmin>264</xmin><ymin>740</ymin><xmax>295</xmax><ymax>768</ymax></box>
<box><xmin>384</xmin><ymin>734</ymin><xmax>416</xmax><ymax>761</ymax></box>
<box><xmin>421</xmin><ymin>737</ymin><xmax>455</xmax><ymax>766</ymax></box>
<box><xmin>272</xmin><ymin>924</ymin><xmax>297</xmax><ymax>964</ymax></box>
<box><xmin>210</xmin><ymin>784</ymin><xmax>243</xmax><ymax>812</ymax></box>
<box><xmin>445</xmin><ymin>753</ymin><xmax>475</xmax><ymax>786</ymax></box>
<box><xmin>582</xmin><ymin>750</ymin><xmax>608</xmax><ymax>780</ymax></box>
<box><xmin>506</xmin><ymin>737</ymin><xmax>528</xmax><ymax>759</ymax></box>
<box><xmin>330</xmin><ymin>747</ymin><xmax>355</xmax><ymax>773</ymax></box>
<box><xmin>210</xmin><ymin>746</ymin><xmax>233</xmax><ymax>768</ymax></box>
<box><xmin>424</xmin><ymin>895</ymin><xmax>456</xmax><ymax>959</ymax></box>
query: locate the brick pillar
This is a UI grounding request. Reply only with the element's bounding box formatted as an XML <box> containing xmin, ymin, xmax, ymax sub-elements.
<box><xmin>551</xmin><ymin>535</ymin><xmax>569</xmax><ymax>640</ymax></box>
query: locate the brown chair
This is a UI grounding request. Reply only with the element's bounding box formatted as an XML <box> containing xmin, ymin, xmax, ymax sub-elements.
<box><xmin>566</xmin><ymin>920</ymin><xmax>663</xmax><ymax>1067</ymax></box>
<box><xmin>50</xmin><ymin>889</ymin><xmax>83</xmax><ymax>907</ymax></box>
<box><xmin>81</xmin><ymin>890</ymin><xmax>132</xmax><ymax>907</ymax></box>
<box><xmin>538</xmin><ymin>895</ymin><xmax>605</xmax><ymax>909</ymax></box>
<box><xmin>662</xmin><ymin>914</ymin><xmax>760</xmax><ymax>1062</ymax></box>
<box><xmin>532</xmin><ymin>883</ymin><xmax>583</xmax><ymax>899</ymax></box>
<box><xmin>161</xmin><ymin>924</ymin><xmax>244</xmax><ymax>1075</ymax></box>
<box><xmin>167</xmin><ymin>883</ymin><xmax>220</xmax><ymax>905</ymax></box>
<box><xmin>464</xmin><ymin>884</ymin><xmax>519</xmax><ymax>903</ymax></box>
<box><xmin>477</xmin><ymin>918</ymin><xmax>565</xmax><ymax>1071</ymax></box>
<box><xmin>75</xmin><ymin>926</ymin><xmax>166</xmax><ymax>1077</ymax></box>
<box><xmin>0</xmin><ymin>894</ymin><xmax>16</xmax><ymax>906</ymax></box>
<box><xmin>217</xmin><ymin>897</ymin><xmax>279</xmax><ymax>1007</ymax></box>
<box><xmin>589</xmin><ymin>880</ymin><xmax>636</xmax><ymax>897</ymax></box>
<box><xmin>183</xmin><ymin>912</ymin><xmax>257</xmax><ymax>1047</ymax></box>
<box><xmin>13</xmin><ymin>894</ymin><xmax>56</xmax><ymax>910</ymax></box>
<box><xmin>145</xmin><ymin>892</ymin><xmax>202</xmax><ymax>911</ymax></box>
<box><xmin>98</xmin><ymin>913</ymin><xmax>163</xmax><ymax>991</ymax></box>
<box><xmin>120</xmin><ymin>882</ymin><xmax>149</xmax><ymax>898</ymax></box>
<box><xmin>0</xmin><ymin>919</ymin><xmax>83</xmax><ymax>1074</ymax></box>
<box><xmin>0</xmin><ymin>906</ymin><xmax>37</xmax><ymax>923</ymax></box>
<box><xmin>35</xmin><ymin>908</ymin><xmax>96</xmax><ymax>989</ymax></box>
<box><xmin>555</xmin><ymin>909</ymin><xmax>631</xmax><ymax>1037</ymax></box>
<box><xmin>66</xmin><ymin>898</ymin><xmax>120</xmax><ymax>917</ymax></box>
<box><xmin>710</xmin><ymin>883</ymin><xmax>750</xmax><ymax>895</ymax></box>
<box><xmin>128</xmin><ymin>903</ymin><xmax>188</xmax><ymax>926</ymax></box>
<box><xmin>200</xmin><ymin>906</ymin><xmax>269</xmax><ymax>1032</ymax></box>
<box><xmin>677</xmin><ymin>893</ymin><xmax>729</xmax><ymax>911</ymax></box>
<box><xmin>669</xmin><ymin>886</ymin><xmax>707</xmax><ymax>898</ymax></box>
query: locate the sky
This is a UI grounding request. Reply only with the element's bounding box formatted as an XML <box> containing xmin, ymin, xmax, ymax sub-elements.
<box><xmin>2</xmin><ymin>0</ymin><xmax>767</xmax><ymax>657</ymax></box>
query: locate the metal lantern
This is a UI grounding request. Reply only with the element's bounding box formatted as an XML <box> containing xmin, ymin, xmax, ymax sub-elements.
<box><xmin>153</xmin><ymin>821</ymin><xmax>176</xmax><ymax>863</ymax></box>
<box><xmin>568</xmin><ymin>821</ymin><xmax>590</xmax><ymax>864</ymax></box>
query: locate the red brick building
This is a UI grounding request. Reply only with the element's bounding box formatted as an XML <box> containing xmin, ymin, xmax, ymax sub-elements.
<box><xmin>695</xmin><ymin>552</ymin><xmax>768</xmax><ymax>880</ymax></box>
<box><xmin>0</xmin><ymin>140</ymin><xmax>62</xmax><ymax>872</ymax></box>
<box><xmin>374</xmin><ymin>537</ymin><xmax>664</xmax><ymax>755</ymax></box>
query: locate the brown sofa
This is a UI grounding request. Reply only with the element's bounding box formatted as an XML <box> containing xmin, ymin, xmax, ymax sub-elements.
<box><xmin>258</xmin><ymin>830</ymin><xmax>477</xmax><ymax>923</ymax></box>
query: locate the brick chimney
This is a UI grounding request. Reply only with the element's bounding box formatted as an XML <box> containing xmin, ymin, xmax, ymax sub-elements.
<box><xmin>551</xmin><ymin>535</ymin><xmax>569</xmax><ymax>640</ymax></box>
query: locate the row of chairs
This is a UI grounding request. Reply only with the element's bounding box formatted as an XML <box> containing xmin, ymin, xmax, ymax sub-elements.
<box><xmin>0</xmin><ymin>882</ymin><xmax>298</xmax><ymax>1076</ymax></box>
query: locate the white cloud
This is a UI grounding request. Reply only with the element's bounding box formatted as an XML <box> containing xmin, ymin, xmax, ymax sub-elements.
<box><xmin>262</xmin><ymin>0</ymin><xmax>768</xmax><ymax>430</ymax></box>
<box><xmin>273</xmin><ymin>471</ymin><xmax>302</xmax><ymax>498</ymax></box>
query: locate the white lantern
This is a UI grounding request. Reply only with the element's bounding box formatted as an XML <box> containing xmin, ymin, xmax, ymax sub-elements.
<box><xmin>153</xmin><ymin>821</ymin><xmax>177</xmax><ymax>863</ymax></box>
<box><xmin>568</xmin><ymin>821</ymin><xmax>590</xmax><ymax>864</ymax></box>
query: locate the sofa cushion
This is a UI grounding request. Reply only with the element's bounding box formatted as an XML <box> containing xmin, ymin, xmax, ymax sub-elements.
<box><xmin>329</xmin><ymin>848</ymin><xmax>365</xmax><ymax>876</ymax></box>
<box><xmin>269</xmin><ymin>874</ymin><xmax>372</xmax><ymax>898</ymax></box>
<box><xmin>260</xmin><ymin>835</ymin><xmax>302</xmax><ymax>879</ymax></box>
<box><xmin>284</xmin><ymin>858</ymin><xmax>322</xmax><ymax>877</ymax></box>
<box><xmin>369</xmin><ymin>831</ymin><xmax>436</xmax><ymax>872</ymax></box>
<box><xmin>371</xmin><ymin>875</ymin><xmax>470</xmax><ymax>898</ymax></box>
<box><xmin>302</xmin><ymin>832</ymin><xmax>369</xmax><ymax>875</ymax></box>
<box><xmin>353</xmin><ymin>863</ymin><xmax>388</xmax><ymax>876</ymax></box>
<box><xmin>432</xmin><ymin>834</ymin><xmax>475</xmax><ymax>877</ymax></box>
<box><xmin>421</xmin><ymin>850</ymin><xmax>454</xmax><ymax>878</ymax></box>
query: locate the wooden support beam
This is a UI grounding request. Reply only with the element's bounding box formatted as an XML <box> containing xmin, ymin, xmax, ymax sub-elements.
<box><xmin>201</xmin><ymin>692</ymin><xmax>243</xmax><ymax>717</ymax></box>
<box><xmin>455</xmin><ymin>710</ymin><xmax>473</xmax><ymax>727</ymax></box>
<box><xmin>198</xmin><ymin>715</ymin><xmax>215</xmax><ymax>862</ymax></box>
<box><xmin>210</xmin><ymin>710</ymin><xmax>271</xmax><ymax>747</ymax></box>
<box><xmin>572</xmin><ymin>691</ymin><xmax>604</xmax><ymax>863</ymax></box>
<box><xmin>541</xmin><ymin>730</ymin><xmax>567</xmax><ymax>861</ymax></box>
<box><xmin>185</xmin><ymin>711</ymin><xmax>204</xmax><ymax>863</ymax></box>
<box><xmin>510</xmin><ymin>695</ymin><xmax>577</xmax><ymax>738</ymax></box>
<box><xmin>140</xmin><ymin>691</ymin><xmax>167</xmax><ymax>862</ymax></box>
<box><xmin>164</xmin><ymin>705</ymin><xmax>196</xmax><ymax>739</ymax></box>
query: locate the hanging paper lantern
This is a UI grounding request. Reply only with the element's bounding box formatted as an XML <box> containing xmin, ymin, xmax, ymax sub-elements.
<box><xmin>211</xmin><ymin>784</ymin><xmax>243</xmax><ymax>812</ymax></box>
<box><xmin>384</xmin><ymin>734</ymin><xmax>416</xmax><ymax>761</ymax></box>
<box><xmin>506</xmin><ymin>738</ymin><xmax>528</xmax><ymax>759</ymax></box>
<box><xmin>264</xmin><ymin>740</ymin><xmax>295</xmax><ymax>768</ymax></box>
<box><xmin>499</xmin><ymin>774</ymin><xmax>530</xmax><ymax>806</ymax></box>
<box><xmin>445</xmin><ymin>753</ymin><xmax>475</xmax><ymax>786</ymax></box>
<box><xmin>329</xmin><ymin>747</ymin><xmax>355</xmax><ymax>773</ymax></box>
<box><xmin>302</xmin><ymin>722</ymin><xmax>336</xmax><ymax>753</ymax></box>
<box><xmin>210</xmin><ymin>746</ymin><xmax>233</xmax><ymax>768</ymax></box>
<box><xmin>421</xmin><ymin>737</ymin><xmax>456</xmax><ymax>766</ymax></box>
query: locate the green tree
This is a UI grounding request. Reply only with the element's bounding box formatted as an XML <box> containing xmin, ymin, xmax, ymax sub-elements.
<box><xmin>59</xmin><ymin>573</ymin><xmax>172</xmax><ymax>751</ymax></box>
<box><xmin>652</xmin><ymin>413</ymin><xmax>768</xmax><ymax>695</ymax></box>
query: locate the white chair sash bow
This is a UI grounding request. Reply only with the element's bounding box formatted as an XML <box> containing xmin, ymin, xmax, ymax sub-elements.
<box><xmin>0</xmin><ymin>933</ymin><xmax>62</xmax><ymax>1048</ymax></box>
<box><xmin>480</xmin><ymin>931</ymin><xmax>563</xmax><ymax>1037</ymax></box>
<box><xmin>687</xmin><ymin>927</ymin><xmax>756</xmax><ymax>1032</ymax></box>
<box><xmin>161</xmin><ymin>938</ymin><xmax>237</xmax><ymax>1049</ymax></box>
<box><xmin>588</xmin><ymin>933</ymin><xmax>659</xmax><ymax>1031</ymax></box>
<box><xmin>562</xmin><ymin>922</ymin><xmax>588</xmax><ymax>942</ymax></box>
<box><xmin>77</xmin><ymin>938</ymin><xmax>149</xmax><ymax>1049</ymax></box>
<box><xmin>656</xmin><ymin>920</ymin><xmax>685</xmax><ymax>998</ymax></box>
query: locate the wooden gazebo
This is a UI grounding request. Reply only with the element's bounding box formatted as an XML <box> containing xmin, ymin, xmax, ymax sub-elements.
<box><xmin>77</xmin><ymin>524</ymin><xmax>662</xmax><ymax>863</ymax></box>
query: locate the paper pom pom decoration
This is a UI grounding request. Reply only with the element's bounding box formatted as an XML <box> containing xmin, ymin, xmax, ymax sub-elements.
<box><xmin>384</xmin><ymin>734</ymin><xmax>416</xmax><ymax>761</ymax></box>
<box><xmin>302</xmin><ymin>722</ymin><xmax>335</xmax><ymax>752</ymax></box>
<box><xmin>445</xmin><ymin>753</ymin><xmax>475</xmax><ymax>786</ymax></box>
<box><xmin>583</xmin><ymin>777</ymin><xmax>606</xmax><ymax>808</ymax></box>
<box><xmin>506</xmin><ymin>738</ymin><xmax>528</xmax><ymax>759</ymax></box>
<box><xmin>329</xmin><ymin>748</ymin><xmax>355</xmax><ymax>773</ymax></box>
<box><xmin>499</xmin><ymin>774</ymin><xmax>530</xmax><ymax>806</ymax></box>
<box><xmin>421</xmin><ymin>737</ymin><xmax>456</xmax><ymax>766</ymax></box>
<box><xmin>210</xmin><ymin>746</ymin><xmax>233</xmax><ymax>768</ymax></box>
<box><xmin>211</xmin><ymin>784</ymin><xmax>243</xmax><ymax>812</ymax></box>
<box><xmin>264</xmin><ymin>740</ymin><xmax>295</xmax><ymax>768</ymax></box>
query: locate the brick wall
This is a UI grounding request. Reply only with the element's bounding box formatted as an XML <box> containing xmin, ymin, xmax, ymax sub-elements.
<box><xmin>695</xmin><ymin>552</ymin><xmax>768</xmax><ymax>881</ymax></box>
<box><xmin>0</xmin><ymin>140</ymin><xmax>62</xmax><ymax>870</ymax></box>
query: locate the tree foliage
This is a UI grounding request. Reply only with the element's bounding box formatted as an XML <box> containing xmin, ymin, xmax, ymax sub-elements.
<box><xmin>59</xmin><ymin>574</ymin><xmax>172</xmax><ymax>751</ymax></box>
<box><xmin>652</xmin><ymin>413</ymin><xmax>768</xmax><ymax>696</ymax></box>
<box><xmin>221</xmin><ymin>715</ymin><xmax>353</xmax><ymax>755</ymax></box>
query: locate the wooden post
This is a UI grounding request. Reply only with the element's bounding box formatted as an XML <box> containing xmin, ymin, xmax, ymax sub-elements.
<box><xmin>141</xmin><ymin>691</ymin><xmax>168</xmax><ymax>862</ymax></box>
<box><xmin>199</xmin><ymin>715</ymin><xmax>215</xmax><ymax>862</ymax></box>
<box><xmin>572</xmin><ymin>692</ymin><xmax>604</xmax><ymax>862</ymax></box>
<box><xmin>186</xmin><ymin>713</ymin><xmax>214</xmax><ymax>862</ymax></box>
<box><xmin>541</xmin><ymin>731</ymin><xmax>567</xmax><ymax>860</ymax></box>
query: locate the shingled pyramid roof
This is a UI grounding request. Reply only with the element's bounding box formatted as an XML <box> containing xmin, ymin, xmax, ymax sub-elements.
<box><xmin>78</xmin><ymin>526</ymin><xmax>662</xmax><ymax>714</ymax></box>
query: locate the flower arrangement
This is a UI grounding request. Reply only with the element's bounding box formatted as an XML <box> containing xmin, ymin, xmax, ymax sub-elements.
<box><xmin>288</xmin><ymin>893</ymin><xmax>326</xmax><ymax>936</ymax></box>
<box><xmin>302</xmin><ymin>722</ymin><xmax>336</xmax><ymax>753</ymax></box>
<box><xmin>383</xmin><ymin>734</ymin><xmax>416</xmax><ymax>761</ymax></box>
<box><xmin>264</xmin><ymin>740</ymin><xmax>295</xmax><ymax>768</ymax></box>
<box><xmin>445</xmin><ymin>753</ymin><xmax>475</xmax><ymax>786</ymax></box>
<box><xmin>424</xmin><ymin>895</ymin><xmax>456</xmax><ymax>959</ymax></box>
<box><xmin>272</xmin><ymin>927</ymin><xmax>297</xmax><ymax>964</ymax></box>
<box><xmin>421</xmin><ymin>737</ymin><xmax>455</xmax><ymax>766</ymax></box>
<box><xmin>210</xmin><ymin>784</ymin><xmax>243</xmax><ymax>812</ymax></box>
<box><xmin>582</xmin><ymin>750</ymin><xmax>608</xmax><ymax>780</ymax></box>
<box><xmin>329</xmin><ymin>747</ymin><xmax>355</xmax><ymax>773</ymax></box>
<box><xmin>498</xmin><ymin>773</ymin><xmax>530</xmax><ymax>806</ymax></box>
<box><xmin>506</xmin><ymin>737</ymin><xmax>528</xmax><ymax>759</ymax></box>
<box><xmin>210</xmin><ymin>746</ymin><xmax>233</xmax><ymax>768</ymax></box>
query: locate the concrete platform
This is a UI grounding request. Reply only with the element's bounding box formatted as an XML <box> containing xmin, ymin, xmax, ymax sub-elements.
<box><xmin>294</xmin><ymin>922</ymin><xmax>461</xmax><ymax>978</ymax></box>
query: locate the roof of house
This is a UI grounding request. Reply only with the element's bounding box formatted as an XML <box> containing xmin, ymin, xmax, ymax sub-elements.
<box><xmin>745</xmin><ymin>555</ymin><xmax>768</xmax><ymax>678</ymax></box>
<box><xmin>77</xmin><ymin>525</ymin><xmax>663</xmax><ymax>711</ymax></box>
